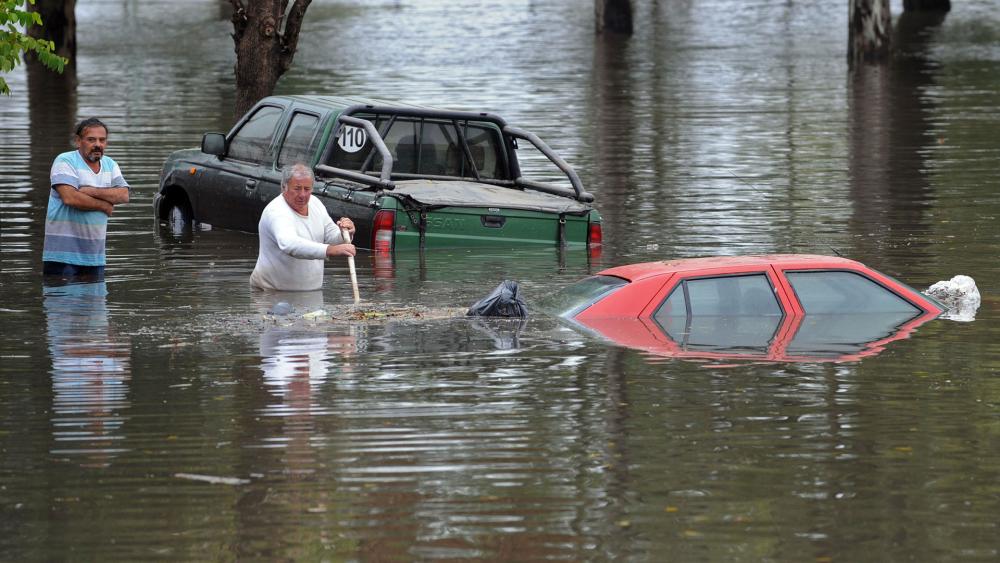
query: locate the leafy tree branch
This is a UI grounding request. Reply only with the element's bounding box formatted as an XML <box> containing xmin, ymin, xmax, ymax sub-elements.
<box><xmin>0</xmin><ymin>0</ymin><xmax>68</xmax><ymax>95</ymax></box>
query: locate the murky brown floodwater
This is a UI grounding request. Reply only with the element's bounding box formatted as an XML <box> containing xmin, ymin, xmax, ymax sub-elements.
<box><xmin>2</xmin><ymin>0</ymin><xmax>999</xmax><ymax>560</ymax></box>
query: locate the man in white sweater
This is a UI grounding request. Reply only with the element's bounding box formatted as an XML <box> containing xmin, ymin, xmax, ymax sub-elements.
<box><xmin>250</xmin><ymin>163</ymin><xmax>357</xmax><ymax>291</ymax></box>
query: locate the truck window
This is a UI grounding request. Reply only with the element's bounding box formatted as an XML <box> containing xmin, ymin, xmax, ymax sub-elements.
<box><xmin>326</xmin><ymin>115</ymin><xmax>381</xmax><ymax>172</ymax></box>
<box><xmin>462</xmin><ymin>123</ymin><xmax>506</xmax><ymax>180</ymax></box>
<box><xmin>419</xmin><ymin>121</ymin><xmax>457</xmax><ymax>175</ymax></box>
<box><xmin>383</xmin><ymin>118</ymin><xmax>508</xmax><ymax>179</ymax></box>
<box><xmin>383</xmin><ymin>119</ymin><xmax>421</xmax><ymax>174</ymax></box>
<box><xmin>326</xmin><ymin>115</ymin><xmax>508</xmax><ymax>181</ymax></box>
<box><xmin>228</xmin><ymin>105</ymin><xmax>284</xmax><ymax>164</ymax></box>
<box><xmin>277</xmin><ymin>112</ymin><xmax>320</xmax><ymax>168</ymax></box>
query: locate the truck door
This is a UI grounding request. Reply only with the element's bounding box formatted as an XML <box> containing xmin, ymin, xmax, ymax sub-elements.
<box><xmin>258</xmin><ymin>111</ymin><xmax>325</xmax><ymax>218</ymax></box>
<box><xmin>199</xmin><ymin>104</ymin><xmax>284</xmax><ymax>232</ymax></box>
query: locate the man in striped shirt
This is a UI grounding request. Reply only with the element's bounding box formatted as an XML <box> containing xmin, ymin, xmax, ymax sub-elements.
<box><xmin>43</xmin><ymin>118</ymin><xmax>130</xmax><ymax>281</ymax></box>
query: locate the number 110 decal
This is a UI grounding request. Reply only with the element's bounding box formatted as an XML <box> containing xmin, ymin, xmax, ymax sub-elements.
<box><xmin>338</xmin><ymin>125</ymin><xmax>368</xmax><ymax>154</ymax></box>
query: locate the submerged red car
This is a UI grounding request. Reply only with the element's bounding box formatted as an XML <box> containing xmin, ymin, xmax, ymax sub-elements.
<box><xmin>541</xmin><ymin>254</ymin><xmax>944</xmax><ymax>362</ymax></box>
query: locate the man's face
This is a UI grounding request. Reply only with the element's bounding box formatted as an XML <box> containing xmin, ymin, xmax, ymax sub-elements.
<box><xmin>75</xmin><ymin>125</ymin><xmax>108</xmax><ymax>163</ymax></box>
<box><xmin>282</xmin><ymin>175</ymin><xmax>313</xmax><ymax>214</ymax></box>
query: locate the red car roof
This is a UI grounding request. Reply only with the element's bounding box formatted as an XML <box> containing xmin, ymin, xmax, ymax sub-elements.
<box><xmin>598</xmin><ymin>254</ymin><xmax>866</xmax><ymax>282</ymax></box>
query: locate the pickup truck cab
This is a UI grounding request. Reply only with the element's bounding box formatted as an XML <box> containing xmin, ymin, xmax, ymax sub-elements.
<box><xmin>155</xmin><ymin>95</ymin><xmax>602</xmax><ymax>251</ymax></box>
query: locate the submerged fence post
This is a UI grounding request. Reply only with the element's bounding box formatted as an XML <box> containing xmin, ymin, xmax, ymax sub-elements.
<box><xmin>848</xmin><ymin>0</ymin><xmax>892</xmax><ymax>67</ymax></box>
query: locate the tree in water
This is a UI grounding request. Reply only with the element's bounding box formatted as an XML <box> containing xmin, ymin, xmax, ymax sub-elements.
<box><xmin>26</xmin><ymin>0</ymin><xmax>75</xmax><ymax>61</ymax></box>
<box><xmin>849</xmin><ymin>0</ymin><xmax>892</xmax><ymax>66</ymax></box>
<box><xmin>229</xmin><ymin>0</ymin><xmax>312</xmax><ymax>117</ymax></box>
<box><xmin>595</xmin><ymin>0</ymin><xmax>632</xmax><ymax>35</ymax></box>
<box><xmin>1</xmin><ymin>0</ymin><xmax>69</xmax><ymax>95</ymax></box>
<box><xmin>903</xmin><ymin>0</ymin><xmax>951</xmax><ymax>11</ymax></box>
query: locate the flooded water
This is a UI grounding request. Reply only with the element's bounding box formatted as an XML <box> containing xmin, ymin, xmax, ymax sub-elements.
<box><xmin>2</xmin><ymin>0</ymin><xmax>999</xmax><ymax>560</ymax></box>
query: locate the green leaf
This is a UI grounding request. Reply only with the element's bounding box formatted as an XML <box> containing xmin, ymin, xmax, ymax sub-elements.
<box><xmin>0</xmin><ymin>0</ymin><xmax>69</xmax><ymax>95</ymax></box>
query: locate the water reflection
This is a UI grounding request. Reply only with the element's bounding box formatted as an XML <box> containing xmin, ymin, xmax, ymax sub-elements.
<box><xmin>847</xmin><ymin>11</ymin><xmax>946</xmax><ymax>271</ymax></box>
<box><xmin>261</xmin><ymin>328</ymin><xmax>335</xmax><ymax>404</ymax></box>
<box><xmin>588</xmin><ymin>33</ymin><xmax>634</xmax><ymax>249</ymax></box>
<box><xmin>2</xmin><ymin>0</ymin><xmax>999</xmax><ymax>560</ymax></box>
<box><xmin>383</xmin><ymin>247</ymin><xmax>601</xmax><ymax>300</ymax></box>
<box><xmin>468</xmin><ymin>318</ymin><xmax>526</xmax><ymax>351</ymax></box>
<box><xmin>252</xmin><ymin>289</ymin><xmax>357</xmax><ymax>406</ymax></box>
<box><xmin>259</xmin><ymin>327</ymin><xmax>356</xmax><ymax>409</ymax></box>
<box><xmin>43</xmin><ymin>281</ymin><xmax>131</xmax><ymax>467</ymax></box>
<box><xmin>247</xmin><ymin>303</ymin><xmax>357</xmax><ymax>560</ymax></box>
<box><xmin>576</xmin><ymin>311</ymin><xmax>935</xmax><ymax>364</ymax></box>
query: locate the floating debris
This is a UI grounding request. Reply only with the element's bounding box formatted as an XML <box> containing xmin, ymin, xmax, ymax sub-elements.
<box><xmin>925</xmin><ymin>275</ymin><xmax>981</xmax><ymax>322</ymax></box>
<box><xmin>257</xmin><ymin>302</ymin><xmax>467</xmax><ymax>328</ymax></box>
<box><xmin>331</xmin><ymin>303</ymin><xmax>466</xmax><ymax>323</ymax></box>
<box><xmin>174</xmin><ymin>473</ymin><xmax>250</xmax><ymax>486</ymax></box>
<box><xmin>269</xmin><ymin>301</ymin><xmax>293</xmax><ymax>316</ymax></box>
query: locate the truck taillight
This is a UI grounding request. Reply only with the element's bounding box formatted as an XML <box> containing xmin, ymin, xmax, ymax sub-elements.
<box><xmin>588</xmin><ymin>221</ymin><xmax>603</xmax><ymax>246</ymax></box>
<box><xmin>372</xmin><ymin>209</ymin><xmax>395</xmax><ymax>252</ymax></box>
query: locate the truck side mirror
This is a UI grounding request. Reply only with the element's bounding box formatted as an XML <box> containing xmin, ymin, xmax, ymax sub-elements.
<box><xmin>201</xmin><ymin>133</ymin><xmax>227</xmax><ymax>157</ymax></box>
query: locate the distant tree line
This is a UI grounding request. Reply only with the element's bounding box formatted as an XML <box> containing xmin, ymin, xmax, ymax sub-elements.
<box><xmin>4</xmin><ymin>0</ymin><xmax>956</xmax><ymax>108</ymax></box>
<box><xmin>597</xmin><ymin>0</ymin><xmax>951</xmax><ymax>66</ymax></box>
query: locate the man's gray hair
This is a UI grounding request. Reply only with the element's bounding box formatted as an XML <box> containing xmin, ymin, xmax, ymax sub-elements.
<box><xmin>281</xmin><ymin>163</ymin><xmax>314</xmax><ymax>189</ymax></box>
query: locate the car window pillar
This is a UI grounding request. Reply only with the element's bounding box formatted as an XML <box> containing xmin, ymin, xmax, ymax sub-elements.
<box><xmin>452</xmin><ymin>120</ymin><xmax>481</xmax><ymax>181</ymax></box>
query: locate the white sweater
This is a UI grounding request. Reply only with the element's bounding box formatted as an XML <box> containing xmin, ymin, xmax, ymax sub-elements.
<box><xmin>249</xmin><ymin>196</ymin><xmax>346</xmax><ymax>291</ymax></box>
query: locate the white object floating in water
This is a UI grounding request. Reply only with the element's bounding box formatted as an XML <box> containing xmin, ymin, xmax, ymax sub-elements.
<box><xmin>924</xmin><ymin>275</ymin><xmax>981</xmax><ymax>322</ymax></box>
<box><xmin>269</xmin><ymin>301</ymin><xmax>293</xmax><ymax>316</ymax></box>
<box><xmin>174</xmin><ymin>473</ymin><xmax>250</xmax><ymax>486</ymax></box>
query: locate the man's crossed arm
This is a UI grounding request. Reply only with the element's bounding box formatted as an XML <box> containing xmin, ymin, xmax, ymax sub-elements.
<box><xmin>54</xmin><ymin>185</ymin><xmax>130</xmax><ymax>216</ymax></box>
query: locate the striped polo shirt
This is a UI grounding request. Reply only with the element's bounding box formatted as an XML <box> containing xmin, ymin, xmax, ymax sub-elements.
<box><xmin>43</xmin><ymin>150</ymin><xmax>129</xmax><ymax>267</ymax></box>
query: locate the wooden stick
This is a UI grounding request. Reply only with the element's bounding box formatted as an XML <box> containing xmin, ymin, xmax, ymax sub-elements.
<box><xmin>341</xmin><ymin>227</ymin><xmax>360</xmax><ymax>305</ymax></box>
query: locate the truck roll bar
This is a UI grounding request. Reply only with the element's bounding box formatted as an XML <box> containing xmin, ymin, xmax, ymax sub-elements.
<box><xmin>503</xmin><ymin>126</ymin><xmax>594</xmax><ymax>203</ymax></box>
<box><xmin>316</xmin><ymin>115</ymin><xmax>395</xmax><ymax>190</ymax></box>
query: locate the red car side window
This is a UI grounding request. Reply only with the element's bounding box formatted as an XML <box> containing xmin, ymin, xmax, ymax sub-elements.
<box><xmin>786</xmin><ymin>271</ymin><xmax>919</xmax><ymax>314</ymax></box>
<box><xmin>652</xmin><ymin>276</ymin><xmax>783</xmax><ymax>353</ymax></box>
<box><xmin>658</xmin><ymin>286</ymin><xmax>687</xmax><ymax>317</ymax></box>
<box><xmin>655</xmin><ymin>273</ymin><xmax>781</xmax><ymax>321</ymax></box>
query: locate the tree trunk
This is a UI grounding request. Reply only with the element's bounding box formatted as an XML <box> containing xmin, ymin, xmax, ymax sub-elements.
<box><xmin>903</xmin><ymin>0</ymin><xmax>951</xmax><ymax>11</ymax></box>
<box><xmin>28</xmin><ymin>61</ymin><xmax>77</xmax><ymax>218</ymax></box>
<box><xmin>230</xmin><ymin>0</ymin><xmax>312</xmax><ymax>118</ymax></box>
<box><xmin>848</xmin><ymin>0</ymin><xmax>891</xmax><ymax>67</ymax></box>
<box><xmin>26</xmin><ymin>0</ymin><xmax>77</xmax><ymax>63</ymax></box>
<box><xmin>595</xmin><ymin>0</ymin><xmax>633</xmax><ymax>35</ymax></box>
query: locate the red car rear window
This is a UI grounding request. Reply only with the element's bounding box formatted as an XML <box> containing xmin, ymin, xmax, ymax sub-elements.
<box><xmin>540</xmin><ymin>275</ymin><xmax>628</xmax><ymax>318</ymax></box>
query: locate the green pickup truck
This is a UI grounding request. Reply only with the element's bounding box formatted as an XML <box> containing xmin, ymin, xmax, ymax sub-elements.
<box><xmin>155</xmin><ymin>95</ymin><xmax>602</xmax><ymax>251</ymax></box>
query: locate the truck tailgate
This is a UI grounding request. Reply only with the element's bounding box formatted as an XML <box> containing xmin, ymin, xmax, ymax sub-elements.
<box><xmin>384</xmin><ymin>180</ymin><xmax>594</xmax><ymax>248</ymax></box>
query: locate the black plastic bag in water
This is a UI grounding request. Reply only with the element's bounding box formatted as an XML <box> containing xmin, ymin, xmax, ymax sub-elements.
<box><xmin>466</xmin><ymin>280</ymin><xmax>528</xmax><ymax>318</ymax></box>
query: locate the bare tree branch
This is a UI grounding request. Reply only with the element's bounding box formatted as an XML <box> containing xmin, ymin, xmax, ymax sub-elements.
<box><xmin>279</xmin><ymin>0</ymin><xmax>312</xmax><ymax>73</ymax></box>
<box><xmin>230</xmin><ymin>0</ymin><xmax>248</xmax><ymax>39</ymax></box>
